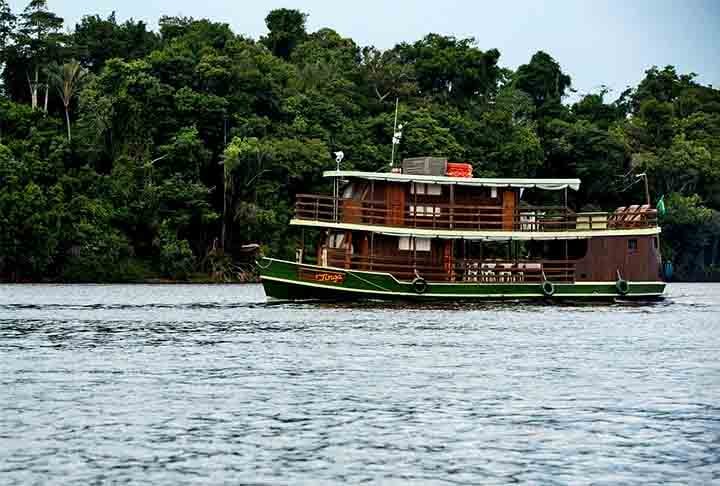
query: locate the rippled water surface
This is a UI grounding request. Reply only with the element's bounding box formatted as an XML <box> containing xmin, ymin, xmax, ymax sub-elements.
<box><xmin>1</xmin><ymin>283</ymin><xmax>719</xmax><ymax>484</ymax></box>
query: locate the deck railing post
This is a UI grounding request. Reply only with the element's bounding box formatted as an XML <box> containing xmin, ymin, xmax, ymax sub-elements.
<box><xmin>413</xmin><ymin>182</ymin><xmax>418</xmax><ymax>228</ymax></box>
<box><xmin>449</xmin><ymin>184</ymin><xmax>455</xmax><ymax>229</ymax></box>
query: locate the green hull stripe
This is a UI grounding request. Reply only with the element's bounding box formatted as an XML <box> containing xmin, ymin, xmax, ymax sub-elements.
<box><xmin>261</xmin><ymin>275</ymin><xmax>663</xmax><ymax>299</ymax></box>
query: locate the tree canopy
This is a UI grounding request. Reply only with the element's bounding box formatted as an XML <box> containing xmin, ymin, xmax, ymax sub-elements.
<box><xmin>1</xmin><ymin>4</ymin><xmax>719</xmax><ymax>281</ymax></box>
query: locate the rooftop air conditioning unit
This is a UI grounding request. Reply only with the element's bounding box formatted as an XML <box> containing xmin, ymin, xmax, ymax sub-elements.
<box><xmin>402</xmin><ymin>156</ymin><xmax>447</xmax><ymax>176</ymax></box>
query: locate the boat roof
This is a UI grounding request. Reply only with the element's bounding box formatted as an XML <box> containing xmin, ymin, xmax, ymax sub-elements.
<box><xmin>323</xmin><ymin>171</ymin><xmax>581</xmax><ymax>191</ymax></box>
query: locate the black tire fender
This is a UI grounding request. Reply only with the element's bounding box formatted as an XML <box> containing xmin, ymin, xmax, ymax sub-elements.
<box><xmin>412</xmin><ymin>277</ymin><xmax>428</xmax><ymax>294</ymax></box>
<box><xmin>542</xmin><ymin>280</ymin><xmax>555</xmax><ymax>297</ymax></box>
<box><xmin>616</xmin><ymin>279</ymin><xmax>630</xmax><ymax>295</ymax></box>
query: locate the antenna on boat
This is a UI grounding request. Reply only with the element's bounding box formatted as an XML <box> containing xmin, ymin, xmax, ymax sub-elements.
<box><xmin>618</xmin><ymin>171</ymin><xmax>652</xmax><ymax>207</ymax></box>
<box><xmin>390</xmin><ymin>97</ymin><xmax>402</xmax><ymax>169</ymax></box>
<box><xmin>635</xmin><ymin>173</ymin><xmax>651</xmax><ymax>206</ymax></box>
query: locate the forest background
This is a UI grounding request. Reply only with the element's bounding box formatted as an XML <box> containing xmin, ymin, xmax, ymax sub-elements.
<box><xmin>1</xmin><ymin>1</ymin><xmax>719</xmax><ymax>282</ymax></box>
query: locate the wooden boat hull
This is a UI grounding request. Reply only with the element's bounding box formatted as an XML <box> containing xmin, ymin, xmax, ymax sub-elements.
<box><xmin>259</xmin><ymin>258</ymin><xmax>666</xmax><ymax>302</ymax></box>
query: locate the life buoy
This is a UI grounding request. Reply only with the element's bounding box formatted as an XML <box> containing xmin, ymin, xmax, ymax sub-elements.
<box><xmin>542</xmin><ymin>281</ymin><xmax>555</xmax><ymax>297</ymax></box>
<box><xmin>412</xmin><ymin>277</ymin><xmax>428</xmax><ymax>294</ymax></box>
<box><xmin>616</xmin><ymin>279</ymin><xmax>630</xmax><ymax>295</ymax></box>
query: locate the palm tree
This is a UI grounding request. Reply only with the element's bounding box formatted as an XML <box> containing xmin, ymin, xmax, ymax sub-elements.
<box><xmin>48</xmin><ymin>60</ymin><xmax>88</xmax><ymax>141</ymax></box>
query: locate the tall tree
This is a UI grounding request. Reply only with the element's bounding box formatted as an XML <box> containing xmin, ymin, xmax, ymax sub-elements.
<box><xmin>395</xmin><ymin>34</ymin><xmax>502</xmax><ymax>101</ymax></box>
<box><xmin>48</xmin><ymin>59</ymin><xmax>88</xmax><ymax>141</ymax></box>
<box><xmin>360</xmin><ymin>46</ymin><xmax>416</xmax><ymax>102</ymax></box>
<box><xmin>72</xmin><ymin>12</ymin><xmax>158</xmax><ymax>72</ymax></box>
<box><xmin>14</xmin><ymin>0</ymin><xmax>64</xmax><ymax>111</ymax></box>
<box><xmin>262</xmin><ymin>9</ymin><xmax>307</xmax><ymax>60</ymax></box>
<box><xmin>0</xmin><ymin>0</ymin><xmax>16</xmax><ymax>78</ymax></box>
<box><xmin>515</xmin><ymin>51</ymin><xmax>572</xmax><ymax>116</ymax></box>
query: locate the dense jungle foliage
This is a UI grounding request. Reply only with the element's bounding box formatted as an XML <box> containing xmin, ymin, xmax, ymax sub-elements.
<box><xmin>1</xmin><ymin>1</ymin><xmax>719</xmax><ymax>281</ymax></box>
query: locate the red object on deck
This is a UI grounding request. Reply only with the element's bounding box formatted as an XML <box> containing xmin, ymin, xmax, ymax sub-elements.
<box><xmin>446</xmin><ymin>162</ymin><xmax>473</xmax><ymax>178</ymax></box>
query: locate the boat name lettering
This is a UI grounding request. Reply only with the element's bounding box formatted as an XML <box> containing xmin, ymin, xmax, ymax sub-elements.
<box><xmin>299</xmin><ymin>268</ymin><xmax>346</xmax><ymax>284</ymax></box>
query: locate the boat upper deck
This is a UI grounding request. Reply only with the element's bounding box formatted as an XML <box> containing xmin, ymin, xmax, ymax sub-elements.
<box><xmin>292</xmin><ymin>170</ymin><xmax>658</xmax><ymax>238</ymax></box>
<box><xmin>292</xmin><ymin>194</ymin><xmax>659</xmax><ymax>238</ymax></box>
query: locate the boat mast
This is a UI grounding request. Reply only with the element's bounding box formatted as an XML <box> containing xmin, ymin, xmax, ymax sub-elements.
<box><xmin>636</xmin><ymin>173</ymin><xmax>651</xmax><ymax>206</ymax></box>
<box><xmin>332</xmin><ymin>151</ymin><xmax>344</xmax><ymax>222</ymax></box>
<box><xmin>390</xmin><ymin>98</ymin><xmax>399</xmax><ymax>168</ymax></box>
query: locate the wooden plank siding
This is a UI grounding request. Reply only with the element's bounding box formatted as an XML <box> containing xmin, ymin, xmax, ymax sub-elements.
<box><xmin>573</xmin><ymin>235</ymin><xmax>662</xmax><ymax>282</ymax></box>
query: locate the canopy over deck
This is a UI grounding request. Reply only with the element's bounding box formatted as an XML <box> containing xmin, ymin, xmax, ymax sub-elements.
<box><xmin>323</xmin><ymin>170</ymin><xmax>581</xmax><ymax>191</ymax></box>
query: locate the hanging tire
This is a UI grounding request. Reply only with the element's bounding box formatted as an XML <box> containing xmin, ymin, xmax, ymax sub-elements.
<box><xmin>616</xmin><ymin>279</ymin><xmax>630</xmax><ymax>295</ymax></box>
<box><xmin>412</xmin><ymin>277</ymin><xmax>428</xmax><ymax>294</ymax></box>
<box><xmin>542</xmin><ymin>281</ymin><xmax>555</xmax><ymax>297</ymax></box>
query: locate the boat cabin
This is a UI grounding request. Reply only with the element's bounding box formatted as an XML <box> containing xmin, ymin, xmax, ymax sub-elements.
<box><xmin>292</xmin><ymin>157</ymin><xmax>662</xmax><ymax>285</ymax></box>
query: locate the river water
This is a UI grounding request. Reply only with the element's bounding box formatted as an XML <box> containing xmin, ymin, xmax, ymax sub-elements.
<box><xmin>1</xmin><ymin>283</ymin><xmax>719</xmax><ymax>484</ymax></box>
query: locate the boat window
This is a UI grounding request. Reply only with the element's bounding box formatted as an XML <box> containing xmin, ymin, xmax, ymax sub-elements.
<box><xmin>399</xmin><ymin>236</ymin><xmax>431</xmax><ymax>252</ymax></box>
<box><xmin>410</xmin><ymin>183</ymin><xmax>442</xmax><ymax>196</ymax></box>
<box><xmin>567</xmin><ymin>240</ymin><xmax>589</xmax><ymax>259</ymax></box>
<box><xmin>409</xmin><ymin>205</ymin><xmax>441</xmax><ymax>217</ymax></box>
<box><xmin>526</xmin><ymin>239</ymin><xmax>588</xmax><ymax>260</ymax></box>
<box><xmin>628</xmin><ymin>239</ymin><xmax>638</xmax><ymax>251</ymax></box>
<box><xmin>490</xmin><ymin>187</ymin><xmax>498</xmax><ymax>199</ymax></box>
<box><xmin>414</xmin><ymin>238</ymin><xmax>431</xmax><ymax>251</ymax></box>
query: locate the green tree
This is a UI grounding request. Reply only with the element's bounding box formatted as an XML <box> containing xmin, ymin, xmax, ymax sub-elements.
<box><xmin>157</xmin><ymin>221</ymin><xmax>195</xmax><ymax>279</ymax></box>
<box><xmin>360</xmin><ymin>46</ymin><xmax>416</xmax><ymax>102</ymax></box>
<box><xmin>73</xmin><ymin>12</ymin><xmax>158</xmax><ymax>72</ymax></box>
<box><xmin>262</xmin><ymin>9</ymin><xmax>307</xmax><ymax>60</ymax></box>
<box><xmin>630</xmin><ymin>65</ymin><xmax>697</xmax><ymax>113</ymax></box>
<box><xmin>396</xmin><ymin>34</ymin><xmax>501</xmax><ymax>101</ymax></box>
<box><xmin>515</xmin><ymin>51</ymin><xmax>572</xmax><ymax>118</ymax></box>
<box><xmin>0</xmin><ymin>143</ymin><xmax>58</xmax><ymax>279</ymax></box>
<box><xmin>572</xmin><ymin>88</ymin><xmax>625</xmax><ymax>129</ymax></box>
<box><xmin>660</xmin><ymin>193</ymin><xmax>720</xmax><ymax>280</ymax></box>
<box><xmin>0</xmin><ymin>0</ymin><xmax>16</xmax><ymax>90</ymax></box>
<box><xmin>13</xmin><ymin>0</ymin><xmax>64</xmax><ymax>111</ymax></box>
<box><xmin>48</xmin><ymin>59</ymin><xmax>89</xmax><ymax>141</ymax></box>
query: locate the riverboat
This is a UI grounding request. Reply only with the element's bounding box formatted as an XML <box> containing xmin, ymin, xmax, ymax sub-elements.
<box><xmin>259</xmin><ymin>157</ymin><xmax>665</xmax><ymax>301</ymax></box>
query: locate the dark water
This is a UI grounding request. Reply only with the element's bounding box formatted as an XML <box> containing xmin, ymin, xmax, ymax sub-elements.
<box><xmin>1</xmin><ymin>284</ymin><xmax>719</xmax><ymax>485</ymax></box>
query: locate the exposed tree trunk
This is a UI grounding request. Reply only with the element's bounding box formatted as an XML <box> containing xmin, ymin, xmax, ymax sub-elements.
<box><xmin>33</xmin><ymin>68</ymin><xmax>39</xmax><ymax>109</ymax></box>
<box><xmin>43</xmin><ymin>75</ymin><xmax>50</xmax><ymax>113</ymax></box>
<box><xmin>221</xmin><ymin>165</ymin><xmax>229</xmax><ymax>250</ymax></box>
<box><xmin>27</xmin><ymin>68</ymin><xmax>39</xmax><ymax>110</ymax></box>
<box><xmin>64</xmin><ymin>105</ymin><xmax>71</xmax><ymax>141</ymax></box>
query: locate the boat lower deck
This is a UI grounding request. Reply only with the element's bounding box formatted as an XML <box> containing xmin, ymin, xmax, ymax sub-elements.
<box><xmin>259</xmin><ymin>258</ymin><xmax>666</xmax><ymax>302</ymax></box>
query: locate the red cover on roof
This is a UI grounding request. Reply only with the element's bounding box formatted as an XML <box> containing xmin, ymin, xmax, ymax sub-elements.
<box><xmin>446</xmin><ymin>163</ymin><xmax>473</xmax><ymax>178</ymax></box>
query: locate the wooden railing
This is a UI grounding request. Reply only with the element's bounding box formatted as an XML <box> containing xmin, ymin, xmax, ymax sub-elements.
<box><xmin>326</xmin><ymin>250</ymin><xmax>575</xmax><ymax>283</ymax></box>
<box><xmin>295</xmin><ymin>195</ymin><xmax>657</xmax><ymax>232</ymax></box>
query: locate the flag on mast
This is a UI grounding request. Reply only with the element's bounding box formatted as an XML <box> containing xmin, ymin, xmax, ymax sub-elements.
<box><xmin>656</xmin><ymin>195</ymin><xmax>666</xmax><ymax>216</ymax></box>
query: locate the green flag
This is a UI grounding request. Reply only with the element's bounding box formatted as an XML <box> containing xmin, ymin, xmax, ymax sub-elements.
<box><xmin>656</xmin><ymin>195</ymin><xmax>666</xmax><ymax>216</ymax></box>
